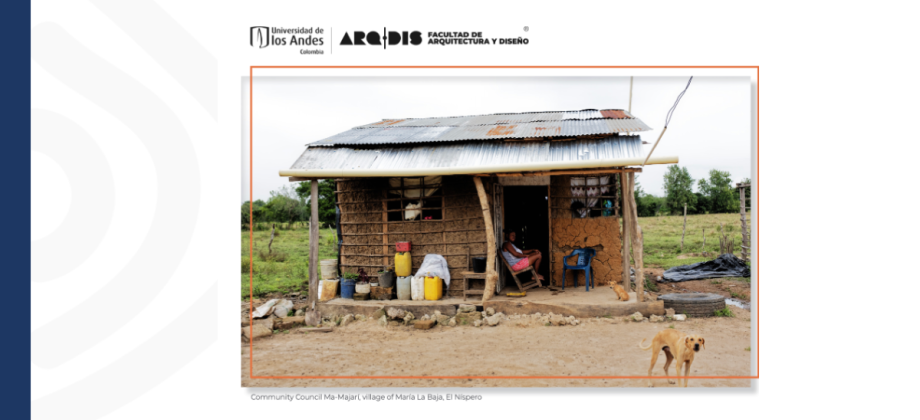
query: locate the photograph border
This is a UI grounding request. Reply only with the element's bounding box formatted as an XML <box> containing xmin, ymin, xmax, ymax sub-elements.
<box><xmin>247</xmin><ymin>65</ymin><xmax>759</xmax><ymax>381</ymax></box>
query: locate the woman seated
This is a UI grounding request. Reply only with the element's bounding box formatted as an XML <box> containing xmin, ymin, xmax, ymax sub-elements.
<box><xmin>501</xmin><ymin>230</ymin><xmax>544</xmax><ymax>282</ymax></box>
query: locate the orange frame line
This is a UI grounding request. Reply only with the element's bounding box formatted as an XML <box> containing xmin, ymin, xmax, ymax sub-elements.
<box><xmin>248</xmin><ymin>65</ymin><xmax>759</xmax><ymax>381</ymax></box>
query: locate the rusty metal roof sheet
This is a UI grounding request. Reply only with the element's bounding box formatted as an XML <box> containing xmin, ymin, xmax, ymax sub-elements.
<box><xmin>290</xmin><ymin>136</ymin><xmax>643</xmax><ymax>172</ymax></box>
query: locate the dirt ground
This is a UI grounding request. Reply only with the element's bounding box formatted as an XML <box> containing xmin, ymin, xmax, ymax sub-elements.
<box><xmin>643</xmin><ymin>269</ymin><xmax>752</xmax><ymax>305</ymax></box>
<box><xmin>241</xmin><ymin>305</ymin><xmax>752</xmax><ymax>388</ymax></box>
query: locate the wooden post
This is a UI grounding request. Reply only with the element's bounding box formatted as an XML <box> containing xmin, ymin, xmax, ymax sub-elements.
<box><xmin>628</xmin><ymin>173</ymin><xmax>644</xmax><ymax>302</ymax></box>
<box><xmin>620</xmin><ymin>173</ymin><xmax>631</xmax><ymax>292</ymax></box>
<box><xmin>740</xmin><ymin>185</ymin><xmax>749</xmax><ymax>262</ymax></box>
<box><xmin>473</xmin><ymin>177</ymin><xmax>498</xmax><ymax>301</ymax></box>
<box><xmin>680</xmin><ymin>203</ymin><xmax>687</xmax><ymax>251</ymax></box>
<box><xmin>308</xmin><ymin>180</ymin><xmax>319</xmax><ymax>311</ymax></box>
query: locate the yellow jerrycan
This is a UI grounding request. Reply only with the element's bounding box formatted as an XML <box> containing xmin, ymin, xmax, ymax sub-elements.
<box><xmin>395</xmin><ymin>252</ymin><xmax>412</xmax><ymax>277</ymax></box>
<box><xmin>424</xmin><ymin>273</ymin><xmax>443</xmax><ymax>301</ymax></box>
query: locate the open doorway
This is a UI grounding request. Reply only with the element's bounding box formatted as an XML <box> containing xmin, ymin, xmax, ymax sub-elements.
<box><xmin>502</xmin><ymin>186</ymin><xmax>550</xmax><ymax>283</ymax></box>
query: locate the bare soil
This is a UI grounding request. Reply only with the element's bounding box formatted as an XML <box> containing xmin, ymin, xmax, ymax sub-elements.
<box><xmin>241</xmin><ymin>307</ymin><xmax>752</xmax><ymax>388</ymax></box>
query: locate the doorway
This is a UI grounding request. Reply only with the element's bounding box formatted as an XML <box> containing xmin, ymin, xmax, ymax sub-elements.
<box><xmin>502</xmin><ymin>186</ymin><xmax>550</xmax><ymax>282</ymax></box>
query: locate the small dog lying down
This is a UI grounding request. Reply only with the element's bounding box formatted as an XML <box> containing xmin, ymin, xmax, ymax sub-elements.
<box><xmin>639</xmin><ymin>329</ymin><xmax>705</xmax><ymax>387</ymax></box>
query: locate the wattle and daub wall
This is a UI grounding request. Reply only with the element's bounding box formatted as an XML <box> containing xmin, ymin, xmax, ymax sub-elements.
<box><xmin>336</xmin><ymin>175</ymin><xmax>623</xmax><ymax>295</ymax></box>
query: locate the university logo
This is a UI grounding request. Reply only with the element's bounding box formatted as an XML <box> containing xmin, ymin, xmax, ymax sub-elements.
<box><xmin>340</xmin><ymin>29</ymin><xmax>423</xmax><ymax>47</ymax></box>
<box><xmin>250</xmin><ymin>26</ymin><xmax>269</xmax><ymax>48</ymax></box>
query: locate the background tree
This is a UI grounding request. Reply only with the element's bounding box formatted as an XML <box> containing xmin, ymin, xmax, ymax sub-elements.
<box><xmin>264</xmin><ymin>185</ymin><xmax>304</xmax><ymax>228</ymax></box>
<box><xmin>634</xmin><ymin>181</ymin><xmax>664</xmax><ymax>217</ymax></box>
<box><xmin>698</xmin><ymin>169</ymin><xmax>738</xmax><ymax>213</ymax></box>
<box><xmin>296</xmin><ymin>179</ymin><xmax>336</xmax><ymax>228</ymax></box>
<box><xmin>663</xmin><ymin>166</ymin><xmax>696</xmax><ymax>215</ymax></box>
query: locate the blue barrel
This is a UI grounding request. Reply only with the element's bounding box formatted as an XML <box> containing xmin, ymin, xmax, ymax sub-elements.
<box><xmin>397</xmin><ymin>276</ymin><xmax>411</xmax><ymax>300</ymax></box>
<box><xmin>341</xmin><ymin>279</ymin><xmax>356</xmax><ymax>299</ymax></box>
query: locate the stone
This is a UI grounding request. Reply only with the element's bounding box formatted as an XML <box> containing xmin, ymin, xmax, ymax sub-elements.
<box><xmin>485</xmin><ymin>314</ymin><xmax>502</xmax><ymax>327</ymax></box>
<box><xmin>415</xmin><ymin>320</ymin><xmax>436</xmax><ymax>330</ymax></box>
<box><xmin>666</xmin><ymin>308</ymin><xmax>676</xmax><ymax>317</ymax></box>
<box><xmin>295</xmin><ymin>309</ymin><xmax>304</xmax><ymax>317</ymax></box>
<box><xmin>485</xmin><ymin>307</ymin><xmax>495</xmax><ymax>316</ymax></box>
<box><xmin>388</xmin><ymin>321</ymin><xmax>400</xmax><ymax>327</ymax></box>
<box><xmin>403</xmin><ymin>312</ymin><xmax>415</xmax><ymax>324</ymax></box>
<box><xmin>458</xmin><ymin>304</ymin><xmax>476</xmax><ymax>313</ymax></box>
<box><xmin>322</xmin><ymin>320</ymin><xmax>337</xmax><ymax>328</ymax></box>
<box><xmin>448</xmin><ymin>317</ymin><xmax>457</xmax><ymax>327</ymax></box>
<box><xmin>550</xmin><ymin>313</ymin><xmax>566</xmax><ymax>326</ymax></box>
<box><xmin>340</xmin><ymin>314</ymin><xmax>355</xmax><ymax>327</ymax></box>
<box><xmin>649</xmin><ymin>314</ymin><xmax>664</xmax><ymax>322</ymax></box>
<box><xmin>673</xmin><ymin>314</ymin><xmax>687</xmax><ymax>321</ymax></box>
<box><xmin>534</xmin><ymin>312</ymin><xmax>542</xmax><ymax>317</ymax></box>
<box><xmin>433</xmin><ymin>310</ymin><xmax>442</xmax><ymax>317</ymax></box>
<box><xmin>377</xmin><ymin>315</ymin><xmax>388</xmax><ymax>326</ymax></box>
<box><xmin>371</xmin><ymin>308</ymin><xmax>386</xmax><ymax>320</ymax></box>
<box><xmin>455</xmin><ymin>311</ymin><xmax>482</xmax><ymax>325</ymax></box>
<box><xmin>473</xmin><ymin>320</ymin><xmax>482</xmax><ymax>327</ymax></box>
<box><xmin>355</xmin><ymin>314</ymin><xmax>366</xmax><ymax>321</ymax></box>
<box><xmin>280</xmin><ymin>316</ymin><xmax>305</xmax><ymax>330</ymax></box>
<box><xmin>630</xmin><ymin>312</ymin><xmax>646</xmax><ymax>322</ymax></box>
<box><xmin>566</xmin><ymin>316</ymin><xmax>577</xmax><ymax>326</ymax></box>
<box><xmin>421</xmin><ymin>314</ymin><xmax>430</xmax><ymax>321</ymax></box>
<box><xmin>387</xmin><ymin>307</ymin><xmax>406</xmax><ymax>320</ymax></box>
<box><xmin>436</xmin><ymin>314</ymin><xmax>450</xmax><ymax>326</ymax></box>
<box><xmin>242</xmin><ymin>325</ymin><xmax>272</xmax><ymax>341</ymax></box>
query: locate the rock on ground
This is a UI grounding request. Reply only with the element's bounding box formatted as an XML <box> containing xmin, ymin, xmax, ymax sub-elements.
<box><xmin>377</xmin><ymin>315</ymin><xmax>388</xmax><ymax>326</ymax></box>
<box><xmin>436</xmin><ymin>314</ymin><xmax>450</xmax><ymax>326</ymax></box>
<box><xmin>649</xmin><ymin>314</ymin><xmax>665</xmax><ymax>322</ymax></box>
<box><xmin>415</xmin><ymin>320</ymin><xmax>436</xmax><ymax>330</ymax></box>
<box><xmin>371</xmin><ymin>308</ymin><xmax>386</xmax><ymax>320</ymax></box>
<box><xmin>455</xmin><ymin>311</ymin><xmax>482</xmax><ymax>325</ymax></box>
<box><xmin>355</xmin><ymin>314</ymin><xmax>366</xmax><ymax>321</ymax></box>
<box><xmin>630</xmin><ymin>312</ymin><xmax>646</xmax><ymax>322</ymax></box>
<box><xmin>485</xmin><ymin>314</ymin><xmax>502</xmax><ymax>327</ymax></box>
<box><xmin>673</xmin><ymin>314</ymin><xmax>687</xmax><ymax>321</ymax></box>
<box><xmin>295</xmin><ymin>309</ymin><xmax>304</xmax><ymax>317</ymax></box>
<box><xmin>666</xmin><ymin>308</ymin><xmax>676</xmax><ymax>317</ymax></box>
<box><xmin>485</xmin><ymin>307</ymin><xmax>495</xmax><ymax>316</ymax></box>
<box><xmin>458</xmin><ymin>304</ymin><xmax>476</xmax><ymax>313</ymax></box>
<box><xmin>340</xmin><ymin>314</ymin><xmax>355</xmax><ymax>327</ymax></box>
<box><xmin>387</xmin><ymin>307</ymin><xmax>406</xmax><ymax>320</ymax></box>
<box><xmin>473</xmin><ymin>320</ymin><xmax>482</xmax><ymax>327</ymax></box>
<box><xmin>448</xmin><ymin>317</ymin><xmax>457</xmax><ymax>327</ymax></box>
<box><xmin>242</xmin><ymin>324</ymin><xmax>272</xmax><ymax>341</ymax></box>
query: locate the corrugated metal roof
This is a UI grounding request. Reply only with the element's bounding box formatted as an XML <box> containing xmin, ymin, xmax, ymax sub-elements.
<box><xmin>290</xmin><ymin>136</ymin><xmax>643</xmax><ymax>172</ymax></box>
<box><xmin>353</xmin><ymin>108</ymin><xmax>638</xmax><ymax>129</ymax></box>
<box><xmin>312</xmin><ymin>119</ymin><xmax>651</xmax><ymax>146</ymax></box>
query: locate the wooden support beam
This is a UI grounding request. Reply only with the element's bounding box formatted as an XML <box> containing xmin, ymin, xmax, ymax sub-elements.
<box><xmin>621</xmin><ymin>173</ymin><xmax>631</xmax><ymax>292</ymax></box>
<box><xmin>308</xmin><ymin>180</ymin><xmax>319</xmax><ymax>311</ymax></box>
<box><xmin>472</xmin><ymin>167</ymin><xmax>643</xmax><ymax>178</ymax></box>
<box><xmin>473</xmin><ymin>176</ymin><xmax>499</xmax><ymax>302</ymax></box>
<box><xmin>627</xmin><ymin>172</ymin><xmax>644</xmax><ymax>302</ymax></box>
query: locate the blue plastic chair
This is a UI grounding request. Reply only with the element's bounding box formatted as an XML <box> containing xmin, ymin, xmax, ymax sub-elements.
<box><xmin>562</xmin><ymin>248</ymin><xmax>596</xmax><ymax>291</ymax></box>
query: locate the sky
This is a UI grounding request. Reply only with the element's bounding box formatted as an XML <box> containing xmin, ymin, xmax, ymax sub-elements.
<box><xmin>242</xmin><ymin>76</ymin><xmax>751</xmax><ymax>202</ymax></box>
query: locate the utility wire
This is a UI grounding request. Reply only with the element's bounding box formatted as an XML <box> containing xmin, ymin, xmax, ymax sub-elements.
<box><xmin>642</xmin><ymin>76</ymin><xmax>693</xmax><ymax>167</ymax></box>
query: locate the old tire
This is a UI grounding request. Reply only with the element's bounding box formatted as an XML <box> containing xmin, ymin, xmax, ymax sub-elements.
<box><xmin>658</xmin><ymin>293</ymin><xmax>725</xmax><ymax>318</ymax></box>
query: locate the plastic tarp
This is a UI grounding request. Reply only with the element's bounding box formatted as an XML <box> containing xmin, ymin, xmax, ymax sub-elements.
<box><xmin>414</xmin><ymin>254</ymin><xmax>450</xmax><ymax>288</ymax></box>
<box><xmin>662</xmin><ymin>254</ymin><xmax>751</xmax><ymax>282</ymax></box>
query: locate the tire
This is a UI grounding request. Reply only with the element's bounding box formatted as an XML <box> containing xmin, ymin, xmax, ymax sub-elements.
<box><xmin>657</xmin><ymin>293</ymin><xmax>726</xmax><ymax>318</ymax></box>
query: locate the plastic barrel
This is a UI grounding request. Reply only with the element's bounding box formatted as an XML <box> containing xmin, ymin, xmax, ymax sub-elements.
<box><xmin>320</xmin><ymin>259</ymin><xmax>338</xmax><ymax>280</ymax></box>
<box><xmin>341</xmin><ymin>280</ymin><xmax>355</xmax><ymax>299</ymax></box>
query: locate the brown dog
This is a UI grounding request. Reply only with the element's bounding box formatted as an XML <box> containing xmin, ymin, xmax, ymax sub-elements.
<box><xmin>638</xmin><ymin>329</ymin><xmax>705</xmax><ymax>387</ymax></box>
<box><xmin>613</xmin><ymin>284</ymin><xmax>629</xmax><ymax>301</ymax></box>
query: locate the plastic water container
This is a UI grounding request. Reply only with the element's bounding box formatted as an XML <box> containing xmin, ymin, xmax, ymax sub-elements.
<box><xmin>341</xmin><ymin>280</ymin><xmax>356</xmax><ymax>299</ymax></box>
<box><xmin>396</xmin><ymin>276</ymin><xmax>411</xmax><ymax>300</ymax></box>
<box><xmin>320</xmin><ymin>259</ymin><xmax>338</xmax><ymax>280</ymax></box>
<box><xmin>410</xmin><ymin>276</ymin><xmax>425</xmax><ymax>301</ymax></box>
<box><xmin>424</xmin><ymin>276</ymin><xmax>443</xmax><ymax>301</ymax></box>
<box><xmin>395</xmin><ymin>252</ymin><xmax>412</xmax><ymax>277</ymax></box>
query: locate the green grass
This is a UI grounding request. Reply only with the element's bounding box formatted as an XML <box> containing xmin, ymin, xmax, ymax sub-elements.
<box><xmin>639</xmin><ymin>212</ymin><xmax>747</xmax><ymax>269</ymax></box>
<box><xmin>713</xmin><ymin>307</ymin><xmax>735</xmax><ymax>317</ymax></box>
<box><xmin>241</xmin><ymin>226</ymin><xmax>338</xmax><ymax>299</ymax></box>
<box><xmin>745</xmin><ymin>346</ymin><xmax>751</xmax><ymax>351</ymax></box>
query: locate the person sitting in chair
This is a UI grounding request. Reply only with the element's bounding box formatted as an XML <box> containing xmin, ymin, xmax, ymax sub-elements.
<box><xmin>501</xmin><ymin>230</ymin><xmax>544</xmax><ymax>282</ymax></box>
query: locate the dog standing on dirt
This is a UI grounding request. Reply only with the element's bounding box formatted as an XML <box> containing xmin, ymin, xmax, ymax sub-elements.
<box><xmin>638</xmin><ymin>329</ymin><xmax>705</xmax><ymax>387</ymax></box>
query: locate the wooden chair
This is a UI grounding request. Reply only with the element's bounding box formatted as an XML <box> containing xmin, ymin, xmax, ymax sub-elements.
<box><xmin>460</xmin><ymin>248</ymin><xmax>486</xmax><ymax>301</ymax></box>
<box><xmin>499</xmin><ymin>251</ymin><xmax>542</xmax><ymax>292</ymax></box>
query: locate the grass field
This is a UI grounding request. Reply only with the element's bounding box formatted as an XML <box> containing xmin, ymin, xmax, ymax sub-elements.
<box><xmin>241</xmin><ymin>212</ymin><xmax>748</xmax><ymax>300</ymax></box>
<box><xmin>241</xmin><ymin>226</ymin><xmax>337</xmax><ymax>299</ymax></box>
<box><xmin>639</xmin><ymin>212</ymin><xmax>747</xmax><ymax>269</ymax></box>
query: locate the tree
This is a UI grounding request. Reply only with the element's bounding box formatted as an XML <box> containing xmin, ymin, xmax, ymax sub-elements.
<box><xmin>663</xmin><ymin>166</ymin><xmax>697</xmax><ymax>214</ymax></box>
<box><xmin>634</xmin><ymin>181</ymin><xmax>664</xmax><ymax>217</ymax></box>
<box><xmin>296</xmin><ymin>179</ymin><xmax>336</xmax><ymax>228</ymax></box>
<box><xmin>264</xmin><ymin>185</ymin><xmax>304</xmax><ymax>228</ymax></box>
<box><xmin>698</xmin><ymin>169</ymin><xmax>738</xmax><ymax>213</ymax></box>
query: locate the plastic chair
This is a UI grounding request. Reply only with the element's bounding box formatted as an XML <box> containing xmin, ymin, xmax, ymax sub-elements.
<box><xmin>562</xmin><ymin>248</ymin><xmax>596</xmax><ymax>291</ymax></box>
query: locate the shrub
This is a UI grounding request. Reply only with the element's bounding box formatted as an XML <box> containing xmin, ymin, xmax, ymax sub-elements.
<box><xmin>713</xmin><ymin>307</ymin><xmax>735</xmax><ymax>317</ymax></box>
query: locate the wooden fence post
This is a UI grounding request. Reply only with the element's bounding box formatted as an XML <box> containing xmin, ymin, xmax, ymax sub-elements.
<box><xmin>621</xmin><ymin>173</ymin><xmax>631</xmax><ymax>292</ymax></box>
<box><xmin>680</xmin><ymin>203</ymin><xmax>687</xmax><ymax>252</ymax></box>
